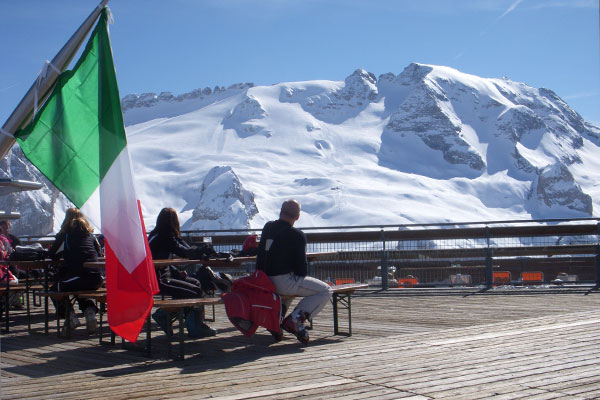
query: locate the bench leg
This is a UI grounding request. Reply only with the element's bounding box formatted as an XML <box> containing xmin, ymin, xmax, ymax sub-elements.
<box><xmin>177</xmin><ymin>310</ymin><xmax>185</xmax><ymax>361</ymax></box>
<box><xmin>204</xmin><ymin>304</ymin><xmax>215</xmax><ymax>322</ymax></box>
<box><xmin>332</xmin><ymin>293</ymin><xmax>353</xmax><ymax>336</ymax></box>
<box><xmin>62</xmin><ymin>298</ymin><xmax>70</xmax><ymax>338</ymax></box>
<box><xmin>3</xmin><ymin>292</ymin><xmax>8</xmax><ymax>333</ymax></box>
<box><xmin>146</xmin><ymin>313</ymin><xmax>151</xmax><ymax>356</ymax></box>
<box><xmin>165</xmin><ymin>312</ymin><xmax>173</xmax><ymax>360</ymax></box>
<box><xmin>26</xmin><ymin>271</ymin><xmax>31</xmax><ymax>332</ymax></box>
<box><xmin>347</xmin><ymin>295</ymin><xmax>352</xmax><ymax>336</ymax></box>
<box><xmin>162</xmin><ymin>309</ymin><xmax>186</xmax><ymax>361</ymax></box>
<box><xmin>44</xmin><ymin>269</ymin><xmax>49</xmax><ymax>335</ymax></box>
<box><xmin>98</xmin><ymin>302</ymin><xmax>105</xmax><ymax>345</ymax></box>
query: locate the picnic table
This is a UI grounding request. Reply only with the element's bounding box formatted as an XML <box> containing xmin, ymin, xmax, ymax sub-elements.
<box><xmin>3</xmin><ymin>259</ymin><xmax>59</xmax><ymax>332</ymax></box>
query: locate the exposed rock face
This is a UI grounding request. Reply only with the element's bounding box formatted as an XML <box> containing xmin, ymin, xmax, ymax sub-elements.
<box><xmin>378</xmin><ymin>63</ymin><xmax>486</xmax><ymax>178</ymax></box>
<box><xmin>121</xmin><ymin>83</ymin><xmax>254</xmax><ymax>112</ymax></box>
<box><xmin>222</xmin><ymin>95</ymin><xmax>270</xmax><ymax>138</ymax></box>
<box><xmin>376</xmin><ymin>62</ymin><xmax>599</xmax><ymax>194</ymax></box>
<box><xmin>533</xmin><ymin>164</ymin><xmax>592</xmax><ymax>215</ymax></box>
<box><xmin>281</xmin><ymin>68</ymin><xmax>378</xmax><ymax>124</ymax></box>
<box><xmin>182</xmin><ymin>166</ymin><xmax>259</xmax><ymax>231</ymax></box>
<box><xmin>0</xmin><ymin>146</ymin><xmax>65</xmax><ymax>236</ymax></box>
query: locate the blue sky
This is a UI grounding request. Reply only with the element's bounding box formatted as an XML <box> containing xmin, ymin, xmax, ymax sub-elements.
<box><xmin>1</xmin><ymin>0</ymin><xmax>598</xmax><ymax>126</ymax></box>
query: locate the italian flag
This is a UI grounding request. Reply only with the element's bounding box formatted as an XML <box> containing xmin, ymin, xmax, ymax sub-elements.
<box><xmin>14</xmin><ymin>8</ymin><xmax>159</xmax><ymax>342</ymax></box>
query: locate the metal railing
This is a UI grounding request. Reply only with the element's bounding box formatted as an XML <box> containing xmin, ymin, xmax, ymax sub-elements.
<box><xmin>183</xmin><ymin>217</ymin><xmax>600</xmax><ymax>289</ymax></box>
<box><xmin>21</xmin><ymin>217</ymin><xmax>600</xmax><ymax>289</ymax></box>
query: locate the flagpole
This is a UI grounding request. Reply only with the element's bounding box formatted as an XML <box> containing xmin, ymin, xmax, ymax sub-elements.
<box><xmin>0</xmin><ymin>0</ymin><xmax>110</xmax><ymax>159</ymax></box>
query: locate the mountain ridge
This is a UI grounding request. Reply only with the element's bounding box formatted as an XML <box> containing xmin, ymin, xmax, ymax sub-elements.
<box><xmin>3</xmin><ymin>62</ymin><xmax>599</xmax><ymax>235</ymax></box>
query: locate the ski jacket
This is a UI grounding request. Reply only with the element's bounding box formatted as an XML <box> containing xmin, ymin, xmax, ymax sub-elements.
<box><xmin>222</xmin><ymin>270</ymin><xmax>281</xmax><ymax>337</ymax></box>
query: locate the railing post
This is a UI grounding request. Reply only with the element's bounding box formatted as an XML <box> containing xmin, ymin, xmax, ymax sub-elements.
<box><xmin>485</xmin><ymin>226</ymin><xmax>493</xmax><ymax>288</ymax></box>
<box><xmin>595</xmin><ymin>223</ymin><xmax>600</xmax><ymax>287</ymax></box>
<box><xmin>381</xmin><ymin>229</ymin><xmax>388</xmax><ymax>290</ymax></box>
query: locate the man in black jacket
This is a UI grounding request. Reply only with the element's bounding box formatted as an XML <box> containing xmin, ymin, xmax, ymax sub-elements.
<box><xmin>256</xmin><ymin>199</ymin><xmax>332</xmax><ymax>345</ymax></box>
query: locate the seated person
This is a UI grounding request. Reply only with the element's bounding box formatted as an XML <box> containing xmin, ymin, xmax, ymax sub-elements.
<box><xmin>256</xmin><ymin>199</ymin><xmax>332</xmax><ymax>345</ymax></box>
<box><xmin>47</xmin><ymin>208</ymin><xmax>103</xmax><ymax>336</ymax></box>
<box><xmin>148</xmin><ymin>207</ymin><xmax>217</xmax><ymax>337</ymax></box>
<box><xmin>0</xmin><ymin>221</ymin><xmax>27</xmax><ymax>310</ymax></box>
<box><xmin>0</xmin><ymin>220</ymin><xmax>26</xmax><ymax>280</ymax></box>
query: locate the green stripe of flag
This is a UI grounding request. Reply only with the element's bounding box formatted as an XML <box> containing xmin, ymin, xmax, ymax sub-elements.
<box><xmin>15</xmin><ymin>9</ymin><xmax>126</xmax><ymax>208</ymax></box>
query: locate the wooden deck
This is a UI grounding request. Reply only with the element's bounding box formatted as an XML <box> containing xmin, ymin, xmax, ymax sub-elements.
<box><xmin>2</xmin><ymin>287</ymin><xmax>600</xmax><ymax>399</ymax></box>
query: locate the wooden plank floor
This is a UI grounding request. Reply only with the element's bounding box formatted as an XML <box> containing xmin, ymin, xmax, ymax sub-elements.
<box><xmin>2</xmin><ymin>286</ymin><xmax>600</xmax><ymax>399</ymax></box>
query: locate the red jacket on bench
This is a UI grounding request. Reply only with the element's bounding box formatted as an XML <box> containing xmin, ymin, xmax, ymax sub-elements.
<box><xmin>222</xmin><ymin>270</ymin><xmax>282</xmax><ymax>337</ymax></box>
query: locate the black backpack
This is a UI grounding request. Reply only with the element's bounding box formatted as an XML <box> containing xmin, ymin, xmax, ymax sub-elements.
<box><xmin>185</xmin><ymin>243</ymin><xmax>217</xmax><ymax>260</ymax></box>
<box><xmin>9</xmin><ymin>243</ymin><xmax>48</xmax><ymax>261</ymax></box>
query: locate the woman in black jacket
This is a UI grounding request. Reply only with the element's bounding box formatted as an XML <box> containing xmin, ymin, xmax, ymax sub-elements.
<box><xmin>48</xmin><ymin>208</ymin><xmax>103</xmax><ymax>336</ymax></box>
<box><xmin>148</xmin><ymin>207</ymin><xmax>216</xmax><ymax>337</ymax></box>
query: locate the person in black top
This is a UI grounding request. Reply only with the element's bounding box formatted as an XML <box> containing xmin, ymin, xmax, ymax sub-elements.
<box><xmin>48</xmin><ymin>208</ymin><xmax>103</xmax><ymax>336</ymax></box>
<box><xmin>148</xmin><ymin>207</ymin><xmax>216</xmax><ymax>337</ymax></box>
<box><xmin>256</xmin><ymin>199</ymin><xmax>332</xmax><ymax>345</ymax></box>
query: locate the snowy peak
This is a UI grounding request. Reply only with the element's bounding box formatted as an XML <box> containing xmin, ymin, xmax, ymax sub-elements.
<box><xmin>223</xmin><ymin>95</ymin><xmax>270</xmax><ymax>138</ymax></box>
<box><xmin>122</xmin><ymin>83</ymin><xmax>254</xmax><ymax>111</ymax></box>
<box><xmin>121</xmin><ymin>83</ymin><xmax>254</xmax><ymax>126</ymax></box>
<box><xmin>280</xmin><ymin>68</ymin><xmax>378</xmax><ymax>124</ymax></box>
<box><xmin>377</xmin><ymin>63</ymin><xmax>598</xmax><ymax>181</ymax></box>
<box><xmin>5</xmin><ymin>63</ymin><xmax>599</xmax><ymax>236</ymax></box>
<box><xmin>182</xmin><ymin>166</ymin><xmax>259</xmax><ymax>231</ymax></box>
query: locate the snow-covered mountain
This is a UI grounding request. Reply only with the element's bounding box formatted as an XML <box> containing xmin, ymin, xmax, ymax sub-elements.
<box><xmin>4</xmin><ymin>63</ymin><xmax>600</xmax><ymax>236</ymax></box>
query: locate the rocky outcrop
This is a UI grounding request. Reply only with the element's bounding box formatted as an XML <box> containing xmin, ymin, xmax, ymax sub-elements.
<box><xmin>0</xmin><ymin>146</ymin><xmax>65</xmax><ymax>236</ymax></box>
<box><xmin>182</xmin><ymin>166</ymin><xmax>259</xmax><ymax>230</ymax></box>
<box><xmin>281</xmin><ymin>69</ymin><xmax>378</xmax><ymax>123</ymax></box>
<box><xmin>532</xmin><ymin>164</ymin><xmax>592</xmax><ymax>215</ymax></box>
<box><xmin>121</xmin><ymin>83</ymin><xmax>254</xmax><ymax>111</ymax></box>
<box><xmin>378</xmin><ymin>63</ymin><xmax>486</xmax><ymax>177</ymax></box>
<box><xmin>222</xmin><ymin>95</ymin><xmax>270</xmax><ymax>138</ymax></box>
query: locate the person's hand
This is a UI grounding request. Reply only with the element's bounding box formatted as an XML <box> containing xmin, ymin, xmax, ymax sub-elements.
<box><xmin>180</xmin><ymin>271</ymin><xmax>188</xmax><ymax>279</ymax></box>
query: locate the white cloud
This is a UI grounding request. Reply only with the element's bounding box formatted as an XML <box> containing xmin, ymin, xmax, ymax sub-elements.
<box><xmin>526</xmin><ymin>0</ymin><xmax>598</xmax><ymax>9</ymax></box>
<box><xmin>499</xmin><ymin>0</ymin><xmax>524</xmax><ymax>19</ymax></box>
<box><xmin>563</xmin><ymin>92</ymin><xmax>600</xmax><ymax>100</ymax></box>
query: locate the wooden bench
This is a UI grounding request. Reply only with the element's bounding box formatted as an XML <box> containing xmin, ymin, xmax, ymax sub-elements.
<box><xmin>85</xmin><ymin>283</ymin><xmax>368</xmax><ymax>360</ymax></box>
<box><xmin>76</xmin><ymin>291</ymin><xmax>111</xmax><ymax>345</ymax></box>
<box><xmin>151</xmin><ymin>297</ymin><xmax>223</xmax><ymax>360</ymax></box>
<box><xmin>0</xmin><ymin>281</ymin><xmax>45</xmax><ymax>332</ymax></box>
<box><xmin>37</xmin><ymin>288</ymin><xmax>107</xmax><ymax>337</ymax></box>
<box><xmin>156</xmin><ymin>283</ymin><xmax>367</xmax><ymax>359</ymax></box>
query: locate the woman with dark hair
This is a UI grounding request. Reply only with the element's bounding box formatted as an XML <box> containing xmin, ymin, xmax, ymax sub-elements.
<box><xmin>148</xmin><ymin>207</ymin><xmax>216</xmax><ymax>337</ymax></box>
<box><xmin>49</xmin><ymin>209</ymin><xmax>104</xmax><ymax>336</ymax></box>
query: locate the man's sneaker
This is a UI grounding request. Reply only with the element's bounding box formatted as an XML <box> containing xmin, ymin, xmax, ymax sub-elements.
<box><xmin>61</xmin><ymin>312</ymin><xmax>81</xmax><ymax>337</ymax></box>
<box><xmin>281</xmin><ymin>310</ymin><xmax>310</xmax><ymax>344</ymax></box>
<box><xmin>84</xmin><ymin>307</ymin><xmax>98</xmax><ymax>334</ymax></box>
<box><xmin>281</xmin><ymin>314</ymin><xmax>298</xmax><ymax>335</ymax></box>
<box><xmin>296</xmin><ymin>326</ymin><xmax>309</xmax><ymax>345</ymax></box>
<box><xmin>152</xmin><ymin>308</ymin><xmax>172</xmax><ymax>336</ymax></box>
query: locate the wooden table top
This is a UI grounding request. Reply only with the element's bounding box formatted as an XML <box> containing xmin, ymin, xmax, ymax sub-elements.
<box><xmin>82</xmin><ymin>252</ymin><xmax>338</xmax><ymax>269</ymax></box>
<box><xmin>4</xmin><ymin>259</ymin><xmax>60</xmax><ymax>270</ymax></box>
